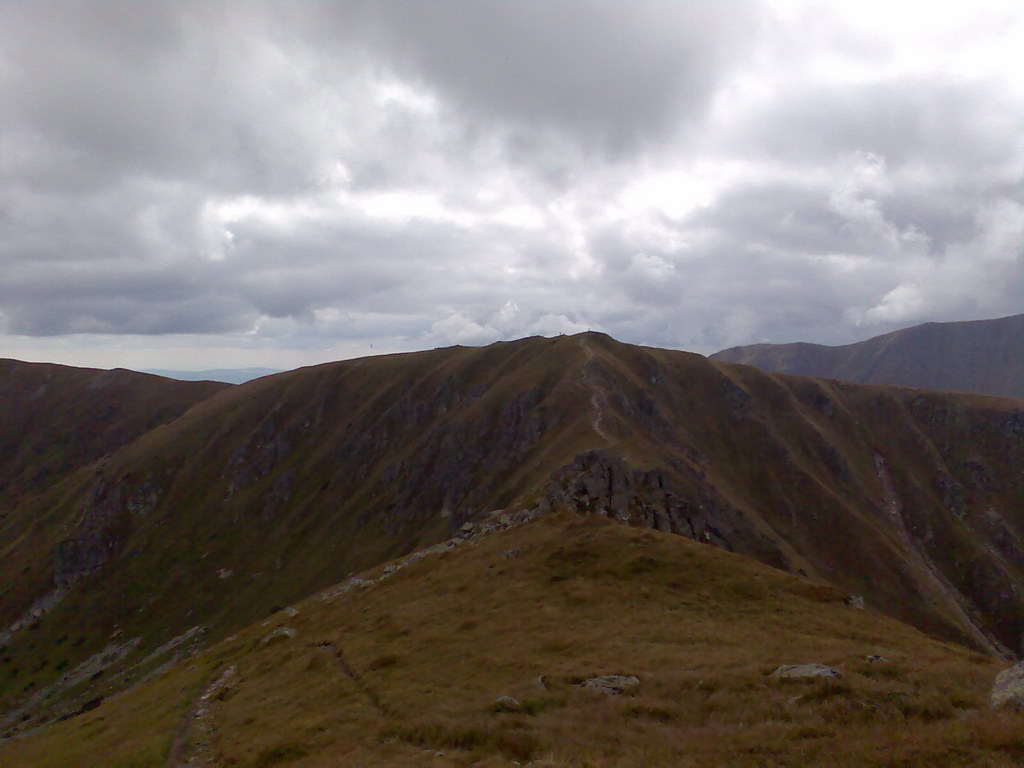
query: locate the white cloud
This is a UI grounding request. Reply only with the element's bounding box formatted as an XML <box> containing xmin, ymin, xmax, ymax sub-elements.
<box><xmin>0</xmin><ymin>0</ymin><xmax>1021</xmax><ymax>368</ymax></box>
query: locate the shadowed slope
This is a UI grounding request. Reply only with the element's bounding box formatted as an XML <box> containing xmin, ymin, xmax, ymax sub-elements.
<box><xmin>4</xmin><ymin>514</ymin><xmax>1021</xmax><ymax>768</ymax></box>
<box><xmin>572</xmin><ymin>335</ymin><xmax>1024</xmax><ymax>656</ymax></box>
<box><xmin>0</xmin><ymin>337</ymin><xmax>599</xmax><ymax>723</ymax></box>
<box><xmin>0</xmin><ymin>359</ymin><xmax>228</xmax><ymax>508</ymax></box>
<box><xmin>711</xmin><ymin>313</ymin><xmax>1024</xmax><ymax>398</ymax></box>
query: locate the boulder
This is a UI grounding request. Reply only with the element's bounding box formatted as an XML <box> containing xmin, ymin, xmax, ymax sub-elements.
<box><xmin>578</xmin><ymin>675</ymin><xmax>640</xmax><ymax>695</ymax></box>
<box><xmin>990</xmin><ymin>661</ymin><xmax>1024</xmax><ymax>709</ymax></box>
<box><xmin>771</xmin><ymin>664</ymin><xmax>842</xmax><ymax>680</ymax></box>
<box><xmin>261</xmin><ymin>627</ymin><xmax>297</xmax><ymax>645</ymax></box>
<box><xmin>491</xmin><ymin>696</ymin><xmax>521</xmax><ymax>713</ymax></box>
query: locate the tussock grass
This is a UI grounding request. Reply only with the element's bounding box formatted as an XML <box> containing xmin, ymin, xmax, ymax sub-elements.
<box><xmin>4</xmin><ymin>512</ymin><xmax>1022</xmax><ymax>767</ymax></box>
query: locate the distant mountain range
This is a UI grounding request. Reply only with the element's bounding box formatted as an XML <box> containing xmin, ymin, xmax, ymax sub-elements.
<box><xmin>712</xmin><ymin>313</ymin><xmax>1024</xmax><ymax>399</ymax></box>
<box><xmin>141</xmin><ymin>367</ymin><xmax>281</xmax><ymax>384</ymax></box>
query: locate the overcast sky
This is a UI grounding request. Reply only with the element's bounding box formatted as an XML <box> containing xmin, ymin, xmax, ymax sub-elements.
<box><xmin>1</xmin><ymin>0</ymin><xmax>1021</xmax><ymax>370</ymax></box>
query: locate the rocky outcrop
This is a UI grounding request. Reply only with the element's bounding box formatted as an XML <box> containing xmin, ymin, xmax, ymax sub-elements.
<box><xmin>541</xmin><ymin>451</ymin><xmax>790</xmax><ymax>571</ymax></box>
<box><xmin>54</xmin><ymin>475</ymin><xmax>164</xmax><ymax>587</ymax></box>
<box><xmin>578</xmin><ymin>675</ymin><xmax>641</xmax><ymax>695</ymax></box>
<box><xmin>261</xmin><ymin>627</ymin><xmax>297</xmax><ymax>645</ymax></box>
<box><xmin>771</xmin><ymin>664</ymin><xmax>842</xmax><ymax>680</ymax></box>
<box><xmin>491</xmin><ymin>696</ymin><xmax>522</xmax><ymax>713</ymax></box>
<box><xmin>0</xmin><ymin>588</ymin><xmax>67</xmax><ymax>647</ymax></box>
<box><xmin>990</xmin><ymin>662</ymin><xmax>1024</xmax><ymax>709</ymax></box>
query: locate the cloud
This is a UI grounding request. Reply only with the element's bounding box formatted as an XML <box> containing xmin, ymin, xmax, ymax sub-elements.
<box><xmin>0</xmin><ymin>1</ymin><xmax>1021</xmax><ymax>368</ymax></box>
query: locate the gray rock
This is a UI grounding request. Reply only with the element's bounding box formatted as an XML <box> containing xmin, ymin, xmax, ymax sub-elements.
<box><xmin>865</xmin><ymin>655</ymin><xmax>888</xmax><ymax>664</ymax></box>
<box><xmin>771</xmin><ymin>664</ymin><xmax>842</xmax><ymax>680</ymax></box>
<box><xmin>492</xmin><ymin>696</ymin><xmax>521</xmax><ymax>713</ymax></box>
<box><xmin>578</xmin><ymin>675</ymin><xmax>640</xmax><ymax>695</ymax></box>
<box><xmin>261</xmin><ymin>627</ymin><xmax>297</xmax><ymax>645</ymax></box>
<box><xmin>990</xmin><ymin>661</ymin><xmax>1024</xmax><ymax>709</ymax></box>
<box><xmin>847</xmin><ymin>595</ymin><xmax>865</xmax><ymax>609</ymax></box>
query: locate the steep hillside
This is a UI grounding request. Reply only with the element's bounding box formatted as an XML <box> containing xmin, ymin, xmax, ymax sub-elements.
<box><xmin>4</xmin><ymin>514</ymin><xmax>1021</xmax><ymax>768</ymax></box>
<box><xmin>2</xmin><ymin>334</ymin><xmax>1024</xmax><ymax>736</ymax></box>
<box><xmin>0</xmin><ymin>337</ymin><xmax>598</xmax><ymax>713</ymax></box>
<box><xmin>711</xmin><ymin>313</ymin><xmax>1024</xmax><ymax>398</ymax></box>
<box><xmin>0</xmin><ymin>359</ymin><xmax>229</xmax><ymax>507</ymax></box>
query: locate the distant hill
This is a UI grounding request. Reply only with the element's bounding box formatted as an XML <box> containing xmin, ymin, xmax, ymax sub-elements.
<box><xmin>3</xmin><ymin>333</ymin><xmax>1024</xmax><ymax>740</ymax></box>
<box><xmin>711</xmin><ymin>314</ymin><xmax>1024</xmax><ymax>398</ymax></box>
<box><xmin>141</xmin><ymin>367</ymin><xmax>280</xmax><ymax>384</ymax></box>
<box><xmin>0</xmin><ymin>359</ymin><xmax>228</xmax><ymax>508</ymax></box>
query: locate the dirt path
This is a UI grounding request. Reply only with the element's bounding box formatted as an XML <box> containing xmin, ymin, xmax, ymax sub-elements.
<box><xmin>579</xmin><ymin>337</ymin><xmax>614</xmax><ymax>446</ymax></box>
<box><xmin>316</xmin><ymin>641</ymin><xmax>394</xmax><ymax>717</ymax></box>
<box><xmin>167</xmin><ymin>665</ymin><xmax>237</xmax><ymax>768</ymax></box>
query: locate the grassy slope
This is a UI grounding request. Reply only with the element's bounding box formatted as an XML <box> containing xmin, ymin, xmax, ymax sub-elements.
<box><xmin>3</xmin><ymin>513</ymin><xmax>1022</xmax><ymax>768</ymax></box>
<box><xmin>0</xmin><ymin>359</ymin><xmax>229</xmax><ymax>617</ymax></box>
<box><xmin>587</xmin><ymin>334</ymin><xmax>1024</xmax><ymax>652</ymax></box>
<box><xmin>0</xmin><ymin>359</ymin><xmax>228</xmax><ymax>506</ymax></box>
<box><xmin>0</xmin><ymin>337</ymin><xmax>598</xmax><ymax>714</ymax></box>
<box><xmin>710</xmin><ymin>313</ymin><xmax>1024</xmax><ymax>399</ymax></box>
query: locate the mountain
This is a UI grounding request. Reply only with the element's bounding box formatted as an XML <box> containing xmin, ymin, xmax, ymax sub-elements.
<box><xmin>3</xmin><ymin>514</ymin><xmax>1021</xmax><ymax>767</ymax></box>
<box><xmin>141</xmin><ymin>367</ymin><xmax>281</xmax><ymax>385</ymax></box>
<box><xmin>3</xmin><ymin>333</ymin><xmax>1024</xmax><ymax>744</ymax></box>
<box><xmin>711</xmin><ymin>313</ymin><xmax>1024</xmax><ymax>398</ymax></box>
<box><xmin>0</xmin><ymin>359</ymin><xmax>229</xmax><ymax>509</ymax></box>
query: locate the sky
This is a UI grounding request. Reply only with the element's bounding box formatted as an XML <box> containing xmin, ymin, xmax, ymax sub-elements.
<box><xmin>1</xmin><ymin>0</ymin><xmax>1022</xmax><ymax>371</ymax></box>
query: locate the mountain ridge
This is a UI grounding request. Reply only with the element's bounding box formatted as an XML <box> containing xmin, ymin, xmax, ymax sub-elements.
<box><xmin>2</xmin><ymin>332</ymin><xmax>1024</xmax><ymax>738</ymax></box>
<box><xmin>0</xmin><ymin>358</ymin><xmax>229</xmax><ymax>509</ymax></box>
<box><xmin>711</xmin><ymin>313</ymin><xmax>1024</xmax><ymax>399</ymax></box>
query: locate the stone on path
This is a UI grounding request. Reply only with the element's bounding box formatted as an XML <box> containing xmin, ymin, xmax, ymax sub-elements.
<box><xmin>578</xmin><ymin>675</ymin><xmax>640</xmax><ymax>695</ymax></box>
<box><xmin>770</xmin><ymin>664</ymin><xmax>842</xmax><ymax>680</ymax></box>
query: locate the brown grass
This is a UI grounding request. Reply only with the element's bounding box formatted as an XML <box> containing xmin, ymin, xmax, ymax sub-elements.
<box><xmin>5</xmin><ymin>512</ymin><xmax>1021</xmax><ymax>767</ymax></box>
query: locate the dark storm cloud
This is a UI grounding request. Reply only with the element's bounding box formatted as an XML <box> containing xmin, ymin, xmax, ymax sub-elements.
<box><xmin>0</xmin><ymin>1</ymin><xmax>1021</xmax><ymax>365</ymax></box>
<box><xmin>320</xmin><ymin>0</ymin><xmax>766</xmax><ymax>156</ymax></box>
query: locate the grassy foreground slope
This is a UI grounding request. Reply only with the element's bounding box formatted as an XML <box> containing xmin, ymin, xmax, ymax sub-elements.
<box><xmin>711</xmin><ymin>313</ymin><xmax>1024</xmax><ymax>399</ymax></box>
<box><xmin>3</xmin><ymin>513</ymin><xmax>1021</xmax><ymax>768</ymax></box>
